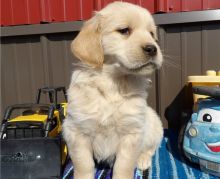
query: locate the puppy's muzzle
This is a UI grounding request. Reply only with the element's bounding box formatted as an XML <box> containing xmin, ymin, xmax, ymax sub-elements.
<box><xmin>143</xmin><ymin>44</ymin><xmax>157</xmax><ymax>56</ymax></box>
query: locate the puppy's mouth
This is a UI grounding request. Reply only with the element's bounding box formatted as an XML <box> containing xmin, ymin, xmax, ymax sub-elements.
<box><xmin>127</xmin><ymin>62</ymin><xmax>157</xmax><ymax>72</ymax></box>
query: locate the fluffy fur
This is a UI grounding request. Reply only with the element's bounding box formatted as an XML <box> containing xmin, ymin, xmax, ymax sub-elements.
<box><xmin>63</xmin><ymin>2</ymin><xmax>163</xmax><ymax>179</ymax></box>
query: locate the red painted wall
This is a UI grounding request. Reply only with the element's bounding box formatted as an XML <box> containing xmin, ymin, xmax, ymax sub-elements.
<box><xmin>1</xmin><ymin>0</ymin><xmax>220</xmax><ymax>26</ymax></box>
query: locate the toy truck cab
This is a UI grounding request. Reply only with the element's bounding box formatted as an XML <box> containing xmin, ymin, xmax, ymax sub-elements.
<box><xmin>183</xmin><ymin>86</ymin><xmax>220</xmax><ymax>177</ymax></box>
<box><xmin>1</xmin><ymin>104</ymin><xmax>59</xmax><ymax>139</ymax></box>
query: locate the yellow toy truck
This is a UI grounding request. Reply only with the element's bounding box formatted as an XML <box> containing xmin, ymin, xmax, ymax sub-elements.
<box><xmin>0</xmin><ymin>87</ymin><xmax>67</xmax><ymax>179</ymax></box>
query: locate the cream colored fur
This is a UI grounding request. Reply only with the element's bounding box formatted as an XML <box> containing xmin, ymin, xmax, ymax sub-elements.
<box><xmin>63</xmin><ymin>2</ymin><xmax>163</xmax><ymax>179</ymax></box>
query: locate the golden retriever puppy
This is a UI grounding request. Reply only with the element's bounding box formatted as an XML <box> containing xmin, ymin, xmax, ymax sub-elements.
<box><xmin>63</xmin><ymin>2</ymin><xmax>163</xmax><ymax>179</ymax></box>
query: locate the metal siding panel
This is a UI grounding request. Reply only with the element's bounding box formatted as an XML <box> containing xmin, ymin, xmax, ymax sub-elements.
<box><xmin>1</xmin><ymin>38</ymin><xmax>19</xmax><ymax>114</ymax></box>
<box><xmin>156</xmin><ymin>0</ymin><xmax>220</xmax><ymax>13</ymax></box>
<box><xmin>94</xmin><ymin>0</ymin><xmax>102</xmax><ymax>10</ymax></box>
<box><xmin>94</xmin><ymin>0</ymin><xmax>156</xmax><ymax>13</ymax></box>
<box><xmin>1</xmin><ymin>0</ymin><xmax>13</xmax><ymax>26</ymax></box>
<box><xmin>165</xmin><ymin>0</ymin><xmax>220</xmax><ymax>12</ymax></box>
<box><xmin>1</xmin><ymin>0</ymin><xmax>42</xmax><ymax>26</ymax></box>
<box><xmin>46</xmin><ymin>33</ymin><xmax>77</xmax><ymax>86</ymax></box>
<box><xmin>123</xmin><ymin>0</ymin><xmax>137</xmax><ymax>3</ymax></box>
<box><xmin>50</xmin><ymin>0</ymin><xmax>65</xmax><ymax>22</ymax></box>
<box><xmin>156</xmin><ymin>0</ymin><xmax>169</xmax><ymax>12</ymax></box>
<box><xmin>10</xmin><ymin>0</ymin><xmax>25</xmax><ymax>25</ymax></box>
<box><xmin>11</xmin><ymin>0</ymin><xmax>29</xmax><ymax>25</ymax></box>
<box><xmin>124</xmin><ymin>0</ymin><xmax>156</xmax><ymax>13</ymax></box>
<box><xmin>180</xmin><ymin>26</ymin><xmax>203</xmax><ymax>118</ymax></box>
<box><xmin>157</xmin><ymin>27</ymin><xmax>166</xmax><ymax>127</ymax></box>
<box><xmin>181</xmin><ymin>0</ymin><xmax>202</xmax><ymax>12</ymax></box>
<box><xmin>159</xmin><ymin>26</ymin><xmax>183</xmax><ymax>128</ymax></box>
<box><xmin>40</xmin><ymin>0</ymin><xmax>52</xmax><ymax>22</ymax></box>
<box><xmin>95</xmin><ymin>0</ymin><xmax>115</xmax><ymax>10</ymax></box>
<box><xmin>140</xmin><ymin>0</ymin><xmax>156</xmax><ymax>14</ymax></box>
<box><xmin>47</xmin><ymin>34</ymin><xmax>69</xmax><ymax>86</ymax></box>
<box><xmin>181</xmin><ymin>25</ymin><xmax>202</xmax><ymax>77</ymax></box>
<box><xmin>28</xmin><ymin>0</ymin><xmax>41</xmax><ymax>24</ymax></box>
<box><xmin>81</xmin><ymin>0</ymin><xmax>94</xmax><ymax>20</ymax></box>
<box><xmin>40</xmin><ymin>35</ymin><xmax>52</xmax><ymax>86</ymax></box>
<box><xmin>203</xmin><ymin>0</ymin><xmax>220</xmax><ymax>10</ymax></box>
<box><xmin>13</xmin><ymin>38</ymin><xmax>36</xmax><ymax>103</ymax></box>
<box><xmin>40</xmin><ymin>0</ymin><xmax>94</xmax><ymax>22</ymax></box>
<box><xmin>167</xmin><ymin>0</ymin><xmax>181</xmax><ymax>12</ymax></box>
<box><xmin>64</xmin><ymin>0</ymin><xmax>94</xmax><ymax>21</ymax></box>
<box><xmin>2</xmin><ymin>0</ymin><xmax>220</xmax><ymax>26</ymax></box>
<box><xmin>28</xmin><ymin>37</ymin><xmax>46</xmax><ymax>97</ymax></box>
<box><xmin>65</xmin><ymin>0</ymin><xmax>81</xmax><ymax>21</ymax></box>
<box><xmin>202</xmin><ymin>24</ymin><xmax>220</xmax><ymax>72</ymax></box>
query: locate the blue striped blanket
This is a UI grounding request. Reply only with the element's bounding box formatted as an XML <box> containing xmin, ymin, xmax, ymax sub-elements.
<box><xmin>62</xmin><ymin>130</ymin><xmax>219</xmax><ymax>179</ymax></box>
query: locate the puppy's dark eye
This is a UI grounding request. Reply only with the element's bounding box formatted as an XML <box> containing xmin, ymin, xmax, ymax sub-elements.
<box><xmin>150</xmin><ymin>31</ymin><xmax>154</xmax><ymax>37</ymax></box>
<box><xmin>117</xmin><ymin>28</ymin><xmax>130</xmax><ymax>35</ymax></box>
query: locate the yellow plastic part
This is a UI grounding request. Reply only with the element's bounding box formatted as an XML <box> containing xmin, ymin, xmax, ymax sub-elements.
<box><xmin>9</xmin><ymin>114</ymin><xmax>47</xmax><ymax>123</ymax></box>
<box><xmin>61</xmin><ymin>144</ymin><xmax>68</xmax><ymax>165</ymax></box>
<box><xmin>188</xmin><ymin>70</ymin><xmax>220</xmax><ymax>102</ymax></box>
<box><xmin>48</xmin><ymin>110</ymin><xmax>62</xmax><ymax>137</ymax></box>
<box><xmin>61</xmin><ymin>103</ymin><xmax>67</xmax><ymax>116</ymax></box>
<box><xmin>9</xmin><ymin>110</ymin><xmax>62</xmax><ymax>137</ymax></box>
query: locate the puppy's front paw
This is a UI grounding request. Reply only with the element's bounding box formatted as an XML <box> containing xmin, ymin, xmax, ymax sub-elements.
<box><xmin>137</xmin><ymin>152</ymin><xmax>152</xmax><ymax>170</ymax></box>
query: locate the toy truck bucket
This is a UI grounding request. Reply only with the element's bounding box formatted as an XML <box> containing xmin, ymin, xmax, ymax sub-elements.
<box><xmin>1</xmin><ymin>137</ymin><xmax>61</xmax><ymax>179</ymax></box>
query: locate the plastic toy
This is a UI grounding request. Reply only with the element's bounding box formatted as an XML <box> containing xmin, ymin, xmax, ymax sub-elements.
<box><xmin>188</xmin><ymin>70</ymin><xmax>220</xmax><ymax>102</ymax></box>
<box><xmin>0</xmin><ymin>87</ymin><xmax>67</xmax><ymax>179</ymax></box>
<box><xmin>183</xmin><ymin>86</ymin><xmax>220</xmax><ymax>177</ymax></box>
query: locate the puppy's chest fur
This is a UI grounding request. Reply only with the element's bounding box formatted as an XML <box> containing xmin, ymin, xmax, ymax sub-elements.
<box><xmin>68</xmin><ymin>70</ymin><xmax>149</xmax><ymax>161</ymax></box>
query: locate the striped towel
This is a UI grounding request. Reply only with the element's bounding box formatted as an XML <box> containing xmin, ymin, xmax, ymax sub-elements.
<box><xmin>62</xmin><ymin>130</ymin><xmax>219</xmax><ymax>179</ymax></box>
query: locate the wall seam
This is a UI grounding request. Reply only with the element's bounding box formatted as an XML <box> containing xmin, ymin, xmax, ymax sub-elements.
<box><xmin>40</xmin><ymin>35</ymin><xmax>51</xmax><ymax>87</ymax></box>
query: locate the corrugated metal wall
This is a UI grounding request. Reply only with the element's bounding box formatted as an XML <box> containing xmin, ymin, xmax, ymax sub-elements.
<box><xmin>1</xmin><ymin>21</ymin><xmax>220</xmax><ymax>128</ymax></box>
<box><xmin>1</xmin><ymin>0</ymin><xmax>220</xmax><ymax>26</ymax></box>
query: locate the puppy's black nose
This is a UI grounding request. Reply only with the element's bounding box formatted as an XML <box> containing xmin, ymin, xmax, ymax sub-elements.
<box><xmin>143</xmin><ymin>44</ymin><xmax>157</xmax><ymax>56</ymax></box>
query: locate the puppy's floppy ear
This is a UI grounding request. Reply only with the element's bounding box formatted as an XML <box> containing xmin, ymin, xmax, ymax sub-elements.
<box><xmin>71</xmin><ymin>14</ymin><xmax>104</xmax><ymax>68</ymax></box>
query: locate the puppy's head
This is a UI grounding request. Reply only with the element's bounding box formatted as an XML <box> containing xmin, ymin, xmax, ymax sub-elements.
<box><xmin>71</xmin><ymin>2</ymin><xmax>163</xmax><ymax>75</ymax></box>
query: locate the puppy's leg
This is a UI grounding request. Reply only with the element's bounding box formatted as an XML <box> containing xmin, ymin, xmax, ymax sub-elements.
<box><xmin>63</xmin><ymin>121</ymin><xmax>95</xmax><ymax>179</ymax></box>
<box><xmin>137</xmin><ymin>106</ymin><xmax>163</xmax><ymax>170</ymax></box>
<box><xmin>113</xmin><ymin>134</ymin><xmax>142</xmax><ymax>179</ymax></box>
<box><xmin>71</xmin><ymin>135</ymin><xmax>95</xmax><ymax>179</ymax></box>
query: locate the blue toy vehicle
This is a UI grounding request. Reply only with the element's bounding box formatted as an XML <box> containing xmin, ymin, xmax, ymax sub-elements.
<box><xmin>183</xmin><ymin>86</ymin><xmax>220</xmax><ymax>177</ymax></box>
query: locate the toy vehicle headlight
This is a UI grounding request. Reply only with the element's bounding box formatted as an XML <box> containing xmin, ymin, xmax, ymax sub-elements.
<box><xmin>188</xmin><ymin>126</ymin><xmax>198</xmax><ymax>137</ymax></box>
